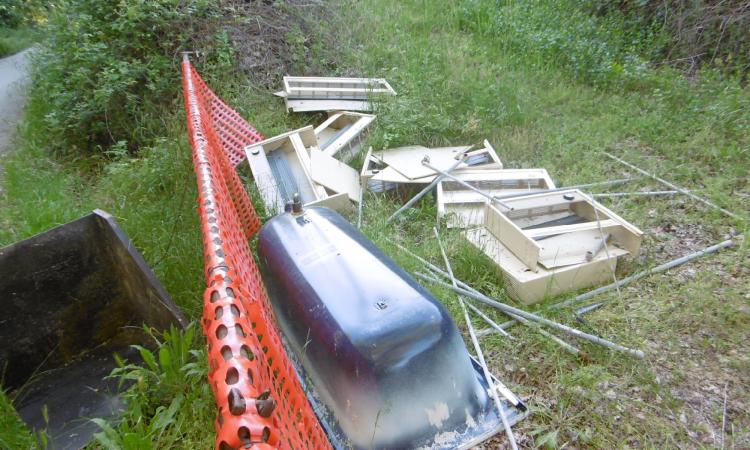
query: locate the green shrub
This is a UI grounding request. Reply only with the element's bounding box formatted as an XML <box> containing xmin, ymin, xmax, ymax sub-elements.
<box><xmin>30</xmin><ymin>0</ymin><xmax>230</xmax><ymax>156</ymax></box>
<box><xmin>583</xmin><ymin>0</ymin><xmax>750</xmax><ymax>75</ymax></box>
<box><xmin>0</xmin><ymin>0</ymin><xmax>26</xmax><ymax>28</ymax></box>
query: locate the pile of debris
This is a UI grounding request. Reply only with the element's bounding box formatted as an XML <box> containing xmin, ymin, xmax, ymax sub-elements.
<box><xmin>250</xmin><ymin>76</ymin><xmax>650</xmax><ymax>306</ymax></box>
<box><xmin>240</xmin><ymin>74</ymin><xmax>739</xmax><ymax>449</ymax></box>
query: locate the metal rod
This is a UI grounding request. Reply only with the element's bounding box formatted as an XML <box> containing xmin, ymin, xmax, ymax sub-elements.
<box><xmin>593</xmin><ymin>190</ymin><xmax>679</xmax><ymax>198</ymax></box>
<box><xmin>604</xmin><ymin>152</ymin><xmax>742</xmax><ymax>220</ymax></box>
<box><xmin>465</xmin><ymin>301</ymin><xmax>513</xmax><ymax>338</ymax></box>
<box><xmin>590</xmin><ymin>199</ymin><xmax>622</xmax><ymax>301</ymax></box>
<box><xmin>418</xmin><ymin>271</ymin><xmax>582</xmax><ymax>357</ymax></box>
<box><xmin>432</xmin><ymin>228</ymin><xmax>518</xmax><ymax>450</ymax></box>
<box><xmin>401</xmin><ymin>243</ymin><xmax>580</xmax><ymax>375</ymax></box>
<box><xmin>565</xmin><ymin>238</ymin><xmax>736</xmax><ymax>309</ymax></box>
<box><xmin>386</xmin><ymin>154</ymin><xmax>467</xmax><ymax>223</ymax></box>
<box><xmin>586</xmin><ymin>233</ymin><xmax>610</xmax><ymax>261</ymax></box>
<box><xmin>394</xmin><ymin>242</ymin><xmax>520</xmax><ymax>330</ymax></box>
<box><xmin>486</xmin><ymin>177</ymin><xmax>642</xmax><ymax>202</ymax></box>
<box><xmin>356</xmin><ymin>184</ymin><xmax>364</xmax><ymax>229</ymax></box>
<box><xmin>552</xmin><ymin>239</ymin><xmax>735</xmax><ymax>311</ymax></box>
<box><xmin>574</xmin><ymin>301</ymin><xmax>606</xmax><ymax>316</ymax></box>
<box><xmin>396</xmin><ymin>242</ymin><xmax>516</xmax><ymax>337</ymax></box>
<box><xmin>566</xmin><ymin>177</ymin><xmax>641</xmax><ymax>190</ymax></box>
<box><xmin>422</xmin><ymin>159</ymin><xmax>514</xmax><ymax>210</ymax></box>
<box><xmin>414</xmin><ymin>273</ymin><xmax>646</xmax><ymax>358</ymax></box>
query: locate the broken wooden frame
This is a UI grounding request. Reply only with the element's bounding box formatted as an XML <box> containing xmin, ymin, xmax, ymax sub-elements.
<box><xmin>275</xmin><ymin>76</ymin><xmax>396</xmax><ymax>112</ymax></box>
<box><xmin>244</xmin><ymin>126</ymin><xmax>358</xmax><ymax>215</ymax></box>
<box><xmin>314</xmin><ymin>111</ymin><xmax>375</xmax><ymax>163</ymax></box>
<box><xmin>465</xmin><ymin>189</ymin><xmax>643</xmax><ymax>304</ymax></box>
<box><xmin>437</xmin><ymin>168</ymin><xmax>555</xmax><ymax>228</ymax></box>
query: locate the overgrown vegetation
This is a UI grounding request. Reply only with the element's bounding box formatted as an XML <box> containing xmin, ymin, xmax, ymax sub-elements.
<box><xmin>585</xmin><ymin>0</ymin><xmax>750</xmax><ymax>75</ymax></box>
<box><xmin>91</xmin><ymin>326</ymin><xmax>213</xmax><ymax>449</ymax></box>
<box><xmin>30</xmin><ymin>0</ymin><xmax>233</xmax><ymax>155</ymax></box>
<box><xmin>1</xmin><ymin>0</ymin><xmax>748</xmax><ymax>448</ymax></box>
<box><xmin>0</xmin><ymin>27</ymin><xmax>37</xmax><ymax>57</ymax></box>
<box><xmin>0</xmin><ymin>0</ymin><xmax>47</xmax><ymax>57</ymax></box>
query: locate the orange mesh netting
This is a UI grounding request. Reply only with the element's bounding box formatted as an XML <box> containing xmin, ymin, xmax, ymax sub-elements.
<box><xmin>181</xmin><ymin>55</ymin><xmax>332</xmax><ymax>450</ymax></box>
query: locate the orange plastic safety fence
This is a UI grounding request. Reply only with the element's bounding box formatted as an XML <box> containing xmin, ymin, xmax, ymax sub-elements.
<box><xmin>182</xmin><ymin>56</ymin><xmax>332</xmax><ymax>450</ymax></box>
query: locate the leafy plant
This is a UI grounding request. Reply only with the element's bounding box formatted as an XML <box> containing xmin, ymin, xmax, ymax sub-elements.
<box><xmin>29</xmin><ymin>0</ymin><xmax>230</xmax><ymax>156</ymax></box>
<box><xmin>91</xmin><ymin>324</ymin><xmax>212</xmax><ymax>449</ymax></box>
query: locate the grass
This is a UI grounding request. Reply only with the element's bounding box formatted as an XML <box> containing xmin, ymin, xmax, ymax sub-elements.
<box><xmin>1</xmin><ymin>0</ymin><xmax>749</xmax><ymax>448</ymax></box>
<box><xmin>0</xmin><ymin>27</ymin><xmax>37</xmax><ymax>58</ymax></box>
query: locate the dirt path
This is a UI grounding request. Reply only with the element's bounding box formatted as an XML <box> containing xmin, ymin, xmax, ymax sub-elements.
<box><xmin>0</xmin><ymin>49</ymin><xmax>32</xmax><ymax>159</ymax></box>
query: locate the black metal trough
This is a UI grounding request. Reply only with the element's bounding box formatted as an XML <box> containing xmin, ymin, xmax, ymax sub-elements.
<box><xmin>0</xmin><ymin>210</ymin><xmax>187</xmax><ymax>449</ymax></box>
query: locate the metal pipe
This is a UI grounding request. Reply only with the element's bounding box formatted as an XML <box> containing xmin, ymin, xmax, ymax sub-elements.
<box><xmin>593</xmin><ymin>190</ymin><xmax>678</xmax><ymax>198</ymax></box>
<box><xmin>565</xmin><ymin>177</ymin><xmax>641</xmax><ymax>190</ymax></box>
<box><xmin>386</xmin><ymin>154</ymin><xmax>467</xmax><ymax>223</ymax></box>
<box><xmin>432</xmin><ymin>228</ymin><xmax>519</xmax><ymax>450</ymax></box>
<box><xmin>418</xmin><ymin>271</ymin><xmax>582</xmax><ymax>357</ymax></box>
<box><xmin>356</xmin><ymin>184</ymin><xmax>364</xmax><ymax>229</ymax></box>
<box><xmin>465</xmin><ymin>301</ymin><xmax>513</xmax><ymax>338</ymax></box>
<box><xmin>604</xmin><ymin>152</ymin><xmax>742</xmax><ymax>220</ymax></box>
<box><xmin>422</xmin><ymin>159</ymin><xmax>514</xmax><ymax>210</ymax></box>
<box><xmin>486</xmin><ymin>177</ymin><xmax>641</xmax><ymax>202</ymax></box>
<box><xmin>551</xmin><ymin>239</ymin><xmax>735</xmax><ymax>311</ymax></box>
<box><xmin>394</xmin><ymin>242</ymin><xmax>519</xmax><ymax>329</ymax></box>
<box><xmin>414</xmin><ymin>273</ymin><xmax>646</xmax><ymax>359</ymax></box>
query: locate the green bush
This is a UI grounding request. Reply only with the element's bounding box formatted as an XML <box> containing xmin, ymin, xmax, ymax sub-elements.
<box><xmin>31</xmin><ymin>0</ymin><xmax>231</xmax><ymax>156</ymax></box>
<box><xmin>583</xmin><ymin>0</ymin><xmax>750</xmax><ymax>75</ymax></box>
<box><xmin>0</xmin><ymin>0</ymin><xmax>26</xmax><ymax>28</ymax></box>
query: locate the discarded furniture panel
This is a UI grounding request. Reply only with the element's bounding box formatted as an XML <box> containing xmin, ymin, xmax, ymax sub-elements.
<box><xmin>465</xmin><ymin>139</ymin><xmax>503</xmax><ymax>168</ymax></box>
<box><xmin>259</xmin><ymin>205</ymin><xmax>526</xmax><ymax>449</ymax></box>
<box><xmin>0</xmin><ymin>210</ymin><xmax>187</xmax><ymax>449</ymax></box>
<box><xmin>465</xmin><ymin>190</ymin><xmax>643</xmax><ymax>304</ymax></box>
<box><xmin>310</xmin><ymin>147</ymin><xmax>362</xmax><ymax>202</ymax></box>
<box><xmin>437</xmin><ymin>168</ymin><xmax>555</xmax><ymax>228</ymax></box>
<box><xmin>275</xmin><ymin>76</ymin><xmax>396</xmax><ymax>112</ymax></box>
<box><xmin>490</xmin><ymin>189</ymin><xmax>643</xmax><ymax>270</ymax></box>
<box><xmin>314</xmin><ymin>111</ymin><xmax>375</xmax><ymax>162</ymax></box>
<box><xmin>361</xmin><ymin>146</ymin><xmax>399</xmax><ymax>192</ymax></box>
<box><xmin>244</xmin><ymin>125</ymin><xmax>353</xmax><ymax>214</ymax></box>
<box><xmin>375</xmin><ymin>145</ymin><xmax>473</xmax><ymax>180</ymax></box>
<box><xmin>362</xmin><ymin>142</ymin><xmax>503</xmax><ymax>192</ymax></box>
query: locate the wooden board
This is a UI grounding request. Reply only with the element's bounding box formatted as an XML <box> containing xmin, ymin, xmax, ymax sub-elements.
<box><xmin>309</xmin><ymin>148</ymin><xmax>362</xmax><ymax>202</ymax></box>
<box><xmin>284</xmin><ymin>98</ymin><xmax>373</xmax><ymax>112</ymax></box>
<box><xmin>282</xmin><ymin>76</ymin><xmax>397</xmax><ymax>100</ymax></box>
<box><xmin>464</xmin><ymin>227</ymin><xmax>627</xmax><ymax>304</ymax></box>
<box><xmin>464</xmin><ymin>140</ymin><xmax>503</xmax><ymax>169</ymax></box>
<box><xmin>436</xmin><ymin>168</ymin><xmax>555</xmax><ymax>228</ymax></box>
<box><xmin>485</xmin><ymin>203</ymin><xmax>541</xmax><ymax>271</ymax></box>
<box><xmin>245</xmin><ymin>126</ymin><xmax>353</xmax><ymax>215</ymax></box>
<box><xmin>314</xmin><ymin>111</ymin><xmax>375</xmax><ymax>162</ymax></box>
<box><xmin>306</xmin><ymin>192</ymin><xmax>352</xmax><ymax>214</ymax></box>
<box><xmin>494</xmin><ymin>189</ymin><xmax>643</xmax><ymax>269</ymax></box>
<box><xmin>245</xmin><ymin>145</ymin><xmax>284</xmax><ymax>214</ymax></box>
<box><xmin>245</xmin><ymin>128</ymin><xmax>322</xmax><ymax>210</ymax></box>
<box><xmin>536</xmin><ymin>230</ymin><xmax>616</xmax><ymax>268</ymax></box>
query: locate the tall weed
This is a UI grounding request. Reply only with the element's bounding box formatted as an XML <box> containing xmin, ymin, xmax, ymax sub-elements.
<box><xmin>92</xmin><ymin>325</ymin><xmax>213</xmax><ymax>449</ymax></box>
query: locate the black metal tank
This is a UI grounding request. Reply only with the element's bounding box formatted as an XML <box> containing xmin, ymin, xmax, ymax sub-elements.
<box><xmin>258</xmin><ymin>206</ymin><xmax>497</xmax><ymax>449</ymax></box>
